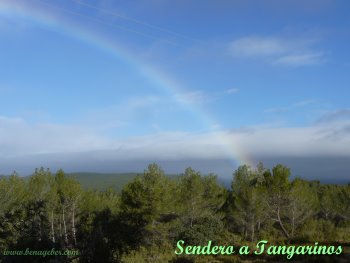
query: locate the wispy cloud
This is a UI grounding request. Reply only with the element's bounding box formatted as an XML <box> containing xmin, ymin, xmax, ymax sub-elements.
<box><xmin>174</xmin><ymin>90</ymin><xmax>211</xmax><ymax>105</ymax></box>
<box><xmin>226</xmin><ymin>88</ymin><xmax>239</xmax><ymax>94</ymax></box>
<box><xmin>80</xmin><ymin>95</ymin><xmax>163</xmax><ymax>128</ymax></box>
<box><xmin>229</xmin><ymin>37</ymin><xmax>287</xmax><ymax>57</ymax></box>
<box><xmin>316</xmin><ymin>109</ymin><xmax>350</xmax><ymax>124</ymax></box>
<box><xmin>273</xmin><ymin>52</ymin><xmax>325</xmax><ymax>66</ymax></box>
<box><xmin>228</xmin><ymin>36</ymin><xmax>326</xmax><ymax>66</ymax></box>
<box><xmin>292</xmin><ymin>100</ymin><xmax>317</xmax><ymax>107</ymax></box>
<box><xmin>264</xmin><ymin>107</ymin><xmax>289</xmax><ymax>113</ymax></box>
<box><xmin>175</xmin><ymin>88</ymin><xmax>239</xmax><ymax>105</ymax></box>
<box><xmin>0</xmin><ymin>1</ymin><xmax>43</xmax><ymax>33</ymax></box>
<box><xmin>264</xmin><ymin>99</ymin><xmax>318</xmax><ymax>113</ymax></box>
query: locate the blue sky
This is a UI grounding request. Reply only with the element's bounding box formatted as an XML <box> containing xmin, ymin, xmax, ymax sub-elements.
<box><xmin>1</xmin><ymin>0</ymin><xmax>350</xmax><ymax>178</ymax></box>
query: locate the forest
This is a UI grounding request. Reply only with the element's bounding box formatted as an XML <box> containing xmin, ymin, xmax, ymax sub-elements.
<box><xmin>0</xmin><ymin>163</ymin><xmax>349</xmax><ymax>262</ymax></box>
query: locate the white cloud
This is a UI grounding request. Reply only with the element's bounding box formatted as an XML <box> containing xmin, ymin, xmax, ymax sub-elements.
<box><xmin>264</xmin><ymin>99</ymin><xmax>318</xmax><ymax>113</ymax></box>
<box><xmin>0</xmin><ymin>116</ymin><xmax>116</xmax><ymax>157</ymax></box>
<box><xmin>292</xmin><ymin>100</ymin><xmax>317</xmax><ymax>107</ymax></box>
<box><xmin>229</xmin><ymin>37</ymin><xmax>287</xmax><ymax>57</ymax></box>
<box><xmin>0</xmin><ymin>1</ymin><xmax>44</xmax><ymax>33</ymax></box>
<box><xmin>228</xmin><ymin>36</ymin><xmax>325</xmax><ymax>66</ymax></box>
<box><xmin>1</xmin><ymin>114</ymin><xmax>350</xmax><ymax>164</ymax></box>
<box><xmin>264</xmin><ymin>107</ymin><xmax>289</xmax><ymax>113</ymax></box>
<box><xmin>226</xmin><ymin>88</ymin><xmax>239</xmax><ymax>94</ymax></box>
<box><xmin>273</xmin><ymin>52</ymin><xmax>325</xmax><ymax>66</ymax></box>
<box><xmin>174</xmin><ymin>90</ymin><xmax>211</xmax><ymax>105</ymax></box>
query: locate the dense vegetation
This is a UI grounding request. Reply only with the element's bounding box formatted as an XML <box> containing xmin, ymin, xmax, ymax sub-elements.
<box><xmin>0</xmin><ymin>163</ymin><xmax>349</xmax><ymax>262</ymax></box>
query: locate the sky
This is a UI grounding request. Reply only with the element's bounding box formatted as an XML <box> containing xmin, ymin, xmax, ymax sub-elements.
<box><xmin>0</xmin><ymin>0</ymin><xmax>350</xmax><ymax>180</ymax></box>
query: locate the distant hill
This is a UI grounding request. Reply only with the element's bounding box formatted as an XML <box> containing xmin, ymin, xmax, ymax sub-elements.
<box><xmin>69</xmin><ymin>172</ymin><xmax>230</xmax><ymax>191</ymax></box>
<box><xmin>68</xmin><ymin>172</ymin><xmax>141</xmax><ymax>191</ymax></box>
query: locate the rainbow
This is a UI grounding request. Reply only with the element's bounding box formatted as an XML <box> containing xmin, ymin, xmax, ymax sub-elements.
<box><xmin>0</xmin><ymin>0</ymin><xmax>252</xmax><ymax>167</ymax></box>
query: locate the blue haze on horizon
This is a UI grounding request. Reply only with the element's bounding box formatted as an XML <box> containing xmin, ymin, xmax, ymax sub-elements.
<box><xmin>0</xmin><ymin>0</ymin><xmax>350</xmax><ymax>181</ymax></box>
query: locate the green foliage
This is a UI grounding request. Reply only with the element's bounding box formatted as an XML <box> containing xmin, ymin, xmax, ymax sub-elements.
<box><xmin>286</xmin><ymin>178</ymin><xmax>319</xmax><ymax>238</ymax></box>
<box><xmin>298</xmin><ymin>219</ymin><xmax>338</xmax><ymax>242</ymax></box>
<box><xmin>121</xmin><ymin>244</ymin><xmax>175</xmax><ymax>263</ymax></box>
<box><xmin>0</xmin><ymin>175</ymin><xmax>27</xmax><ymax>251</ymax></box>
<box><xmin>0</xmin><ymin>163</ymin><xmax>349</xmax><ymax>263</ymax></box>
<box><xmin>176</xmin><ymin>215</ymin><xmax>224</xmax><ymax>245</ymax></box>
<box><xmin>120</xmin><ymin>164</ymin><xmax>170</xmax><ymax>224</ymax></box>
<box><xmin>173</xmin><ymin>168</ymin><xmax>226</xmax><ymax>245</ymax></box>
<box><xmin>229</xmin><ymin>164</ymin><xmax>267</xmax><ymax>242</ymax></box>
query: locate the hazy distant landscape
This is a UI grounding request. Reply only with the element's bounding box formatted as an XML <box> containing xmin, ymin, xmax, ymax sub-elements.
<box><xmin>2</xmin><ymin>156</ymin><xmax>350</xmax><ymax>185</ymax></box>
<box><xmin>1</xmin><ymin>162</ymin><xmax>349</xmax><ymax>195</ymax></box>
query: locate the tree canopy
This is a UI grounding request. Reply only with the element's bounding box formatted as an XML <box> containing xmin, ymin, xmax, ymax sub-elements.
<box><xmin>0</xmin><ymin>163</ymin><xmax>349</xmax><ymax>262</ymax></box>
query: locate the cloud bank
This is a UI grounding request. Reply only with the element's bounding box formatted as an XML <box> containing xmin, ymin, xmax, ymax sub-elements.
<box><xmin>1</xmin><ymin>111</ymin><xmax>350</xmax><ymax>178</ymax></box>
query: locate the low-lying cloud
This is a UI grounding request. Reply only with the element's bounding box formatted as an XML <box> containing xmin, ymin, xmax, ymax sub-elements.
<box><xmin>1</xmin><ymin>113</ymin><xmax>350</xmax><ymax>177</ymax></box>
